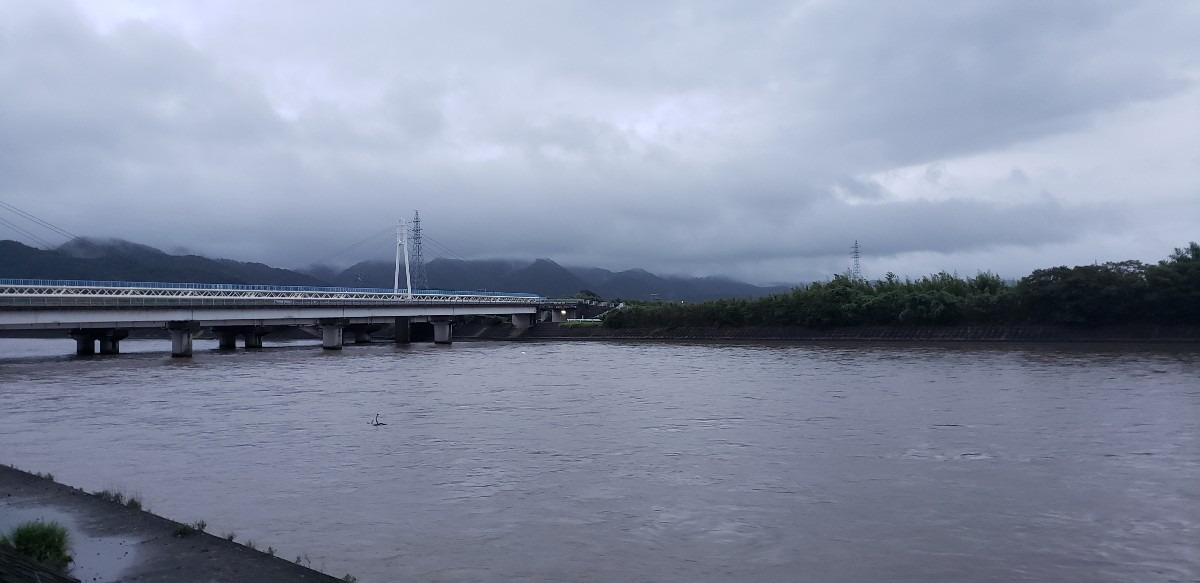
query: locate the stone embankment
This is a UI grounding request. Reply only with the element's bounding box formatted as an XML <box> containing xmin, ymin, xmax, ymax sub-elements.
<box><xmin>0</xmin><ymin>465</ymin><xmax>342</xmax><ymax>583</ymax></box>
<box><xmin>475</xmin><ymin>323</ymin><xmax>1200</xmax><ymax>343</ymax></box>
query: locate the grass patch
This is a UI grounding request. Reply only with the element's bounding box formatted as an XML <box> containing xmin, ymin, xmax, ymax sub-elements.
<box><xmin>95</xmin><ymin>489</ymin><xmax>125</xmax><ymax>504</ymax></box>
<box><xmin>34</xmin><ymin>471</ymin><xmax>55</xmax><ymax>481</ymax></box>
<box><xmin>95</xmin><ymin>489</ymin><xmax>147</xmax><ymax>511</ymax></box>
<box><xmin>0</xmin><ymin>520</ymin><xmax>72</xmax><ymax>569</ymax></box>
<box><xmin>245</xmin><ymin>540</ymin><xmax>257</xmax><ymax>550</ymax></box>
<box><xmin>341</xmin><ymin>575</ymin><xmax>358</xmax><ymax>583</ymax></box>
<box><xmin>224</xmin><ymin>532</ymin><xmax>237</xmax><ymax>542</ymax></box>
<box><xmin>266</xmin><ymin>546</ymin><xmax>275</xmax><ymax>557</ymax></box>
<box><xmin>562</xmin><ymin>320</ymin><xmax>602</xmax><ymax>327</ymax></box>
<box><xmin>172</xmin><ymin>520</ymin><xmax>207</xmax><ymax>538</ymax></box>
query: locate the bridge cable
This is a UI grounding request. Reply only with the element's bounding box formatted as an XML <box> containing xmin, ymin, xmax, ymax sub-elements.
<box><xmin>358</xmin><ymin>233</ymin><xmax>399</xmax><ymax>258</ymax></box>
<box><xmin>0</xmin><ymin>215</ymin><xmax>56</xmax><ymax>249</ymax></box>
<box><xmin>423</xmin><ymin>241</ymin><xmax>463</xmax><ymax>261</ymax></box>
<box><xmin>307</xmin><ymin>225</ymin><xmax>395</xmax><ymax>266</ymax></box>
<box><xmin>0</xmin><ymin>199</ymin><xmax>78</xmax><ymax>242</ymax></box>
<box><xmin>422</xmin><ymin>234</ymin><xmax>469</xmax><ymax>261</ymax></box>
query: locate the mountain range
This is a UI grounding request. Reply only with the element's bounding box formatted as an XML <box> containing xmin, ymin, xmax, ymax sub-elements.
<box><xmin>0</xmin><ymin>238</ymin><xmax>791</xmax><ymax>301</ymax></box>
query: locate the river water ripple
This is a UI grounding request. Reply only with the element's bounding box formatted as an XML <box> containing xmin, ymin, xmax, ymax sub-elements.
<box><xmin>1</xmin><ymin>338</ymin><xmax>1197</xmax><ymax>582</ymax></box>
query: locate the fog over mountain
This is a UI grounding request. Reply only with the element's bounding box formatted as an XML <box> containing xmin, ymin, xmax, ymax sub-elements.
<box><xmin>0</xmin><ymin>238</ymin><xmax>788</xmax><ymax>301</ymax></box>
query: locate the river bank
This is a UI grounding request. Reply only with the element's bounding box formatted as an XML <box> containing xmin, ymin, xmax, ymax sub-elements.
<box><xmin>0</xmin><ymin>465</ymin><xmax>343</xmax><ymax>582</ymax></box>
<box><xmin>488</xmin><ymin>322</ymin><xmax>1200</xmax><ymax>342</ymax></box>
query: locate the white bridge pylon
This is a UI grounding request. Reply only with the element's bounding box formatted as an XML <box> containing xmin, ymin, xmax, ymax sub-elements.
<box><xmin>395</xmin><ymin>217</ymin><xmax>412</xmax><ymax>297</ymax></box>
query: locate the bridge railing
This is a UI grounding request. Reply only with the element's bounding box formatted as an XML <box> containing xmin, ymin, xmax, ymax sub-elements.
<box><xmin>0</xmin><ymin>278</ymin><xmax>541</xmax><ymax>298</ymax></box>
<box><xmin>0</xmin><ymin>279</ymin><xmax>547</xmax><ymax>307</ymax></box>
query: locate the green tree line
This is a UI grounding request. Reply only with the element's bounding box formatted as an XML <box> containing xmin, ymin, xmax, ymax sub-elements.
<box><xmin>603</xmin><ymin>242</ymin><xmax>1200</xmax><ymax>328</ymax></box>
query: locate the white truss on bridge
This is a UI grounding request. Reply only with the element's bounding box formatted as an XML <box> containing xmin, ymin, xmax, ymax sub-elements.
<box><xmin>0</xmin><ymin>281</ymin><xmax>544</xmax><ymax>306</ymax></box>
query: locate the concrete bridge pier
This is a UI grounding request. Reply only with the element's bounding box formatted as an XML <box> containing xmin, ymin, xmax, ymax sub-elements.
<box><xmin>346</xmin><ymin>324</ymin><xmax>385</xmax><ymax>344</ymax></box>
<box><xmin>69</xmin><ymin>328</ymin><xmax>129</xmax><ymax>355</ymax></box>
<box><xmin>393</xmin><ymin>317</ymin><xmax>410</xmax><ymax>343</ymax></box>
<box><xmin>69</xmin><ymin>330</ymin><xmax>95</xmax><ymax>355</ymax></box>
<box><xmin>99</xmin><ymin>329</ymin><xmax>128</xmax><ymax>354</ymax></box>
<box><xmin>432</xmin><ymin>319</ymin><xmax>453</xmax><ymax>344</ymax></box>
<box><xmin>512</xmin><ymin>313</ymin><xmax>533</xmax><ymax>329</ymax></box>
<box><xmin>167</xmin><ymin>321</ymin><xmax>200</xmax><ymax>358</ymax></box>
<box><xmin>214</xmin><ymin>326</ymin><xmax>268</xmax><ymax>349</ymax></box>
<box><xmin>320</xmin><ymin>319</ymin><xmax>348</xmax><ymax>350</ymax></box>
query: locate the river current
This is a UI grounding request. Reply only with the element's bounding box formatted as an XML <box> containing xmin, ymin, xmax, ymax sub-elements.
<box><xmin>0</xmin><ymin>338</ymin><xmax>1197</xmax><ymax>582</ymax></box>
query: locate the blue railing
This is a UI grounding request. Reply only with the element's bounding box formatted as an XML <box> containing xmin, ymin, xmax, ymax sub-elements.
<box><xmin>0</xmin><ymin>278</ymin><xmax>543</xmax><ymax>299</ymax></box>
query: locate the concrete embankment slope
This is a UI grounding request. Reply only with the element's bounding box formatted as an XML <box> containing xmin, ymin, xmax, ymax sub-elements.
<box><xmin>504</xmin><ymin>323</ymin><xmax>1200</xmax><ymax>342</ymax></box>
<box><xmin>0</xmin><ymin>465</ymin><xmax>341</xmax><ymax>583</ymax></box>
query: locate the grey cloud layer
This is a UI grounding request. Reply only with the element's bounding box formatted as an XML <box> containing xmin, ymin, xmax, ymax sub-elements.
<box><xmin>1</xmin><ymin>0</ymin><xmax>1196</xmax><ymax>283</ymax></box>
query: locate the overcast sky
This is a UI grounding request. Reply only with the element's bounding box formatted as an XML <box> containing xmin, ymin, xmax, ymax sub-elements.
<box><xmin>1</xmin><ymin>1</ymin><xmax>1197</xmax><ymax>284</ymax></box>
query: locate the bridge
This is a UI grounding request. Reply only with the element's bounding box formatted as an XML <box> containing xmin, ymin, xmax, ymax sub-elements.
<box><xmin>0</xmin><ymin>279</ymin><xmax>579</xmax><ymax>357</ymax></box>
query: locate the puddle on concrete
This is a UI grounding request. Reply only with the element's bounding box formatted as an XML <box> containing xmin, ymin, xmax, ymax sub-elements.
<box><xmin>0</xmin><ymin>503</ymin><xmax>141</xmax><ymax>582</ymax></box>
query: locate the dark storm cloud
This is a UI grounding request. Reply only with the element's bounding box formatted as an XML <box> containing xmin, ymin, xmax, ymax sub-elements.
<box><xmin>777</xmin><ymin>2</ymin><xmax>1189</xmax><ymax>168</ymax></box>
<box><xmin>0</xmin><ymin>0</ymin><xmax>1196</xmax><ymax>283</ymax></box>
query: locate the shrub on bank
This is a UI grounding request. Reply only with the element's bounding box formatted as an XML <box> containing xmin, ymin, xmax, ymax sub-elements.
<box><xmin>602</xmin><ymin>243</ymin><xmax>1200</xmax><ymax>329</ymax></box>
<box><xmin>0</xmin><ymin>520</ymin><xmax>72</xmax><ymax>569</ymax></box>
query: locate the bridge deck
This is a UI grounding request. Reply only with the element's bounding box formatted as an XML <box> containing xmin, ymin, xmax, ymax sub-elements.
<box><xmin>1</xmin><ymin>278</ymin><xmax>542</xmax><ymax>304</ymax></box>
<box><xmin>0</xmin><ymin>279</ymin><xmax>567</xmax><ymax>330</ymax></box>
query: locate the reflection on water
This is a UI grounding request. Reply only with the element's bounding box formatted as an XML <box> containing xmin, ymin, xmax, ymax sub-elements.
<box><xmin>0</xmin><ymin>339</ymin><xmax>1197</xmax><ymax>582</ymax></box>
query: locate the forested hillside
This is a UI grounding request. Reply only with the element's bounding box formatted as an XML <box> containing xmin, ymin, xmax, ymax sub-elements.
<box><xmin>0</xmin><ymin>238</ymin><xmax>325</xmax><ymax>286</ymax></box>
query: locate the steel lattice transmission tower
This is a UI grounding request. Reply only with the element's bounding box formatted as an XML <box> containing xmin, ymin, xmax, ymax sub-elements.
<box><xmin>410</xmin><ymin>210</ymin><xmax>429</xmax><ymax>291</ymax></box>
<box><xmin>850</xmin><ymin>240</ymin><xmax>863</xmax><ymax>281</ymax></box>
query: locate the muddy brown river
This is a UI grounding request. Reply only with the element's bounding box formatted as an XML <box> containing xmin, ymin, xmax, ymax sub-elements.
<box><xmin>1</xmin><ymin>338</ymin><xmax>1197</xmax><ymax>582</ymax></box>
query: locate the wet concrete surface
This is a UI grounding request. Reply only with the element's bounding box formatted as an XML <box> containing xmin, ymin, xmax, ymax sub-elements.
<box><xmin>0</xmin><ymin>465</ymin><xmax>339</xmax><ymax>583</ymax></box>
